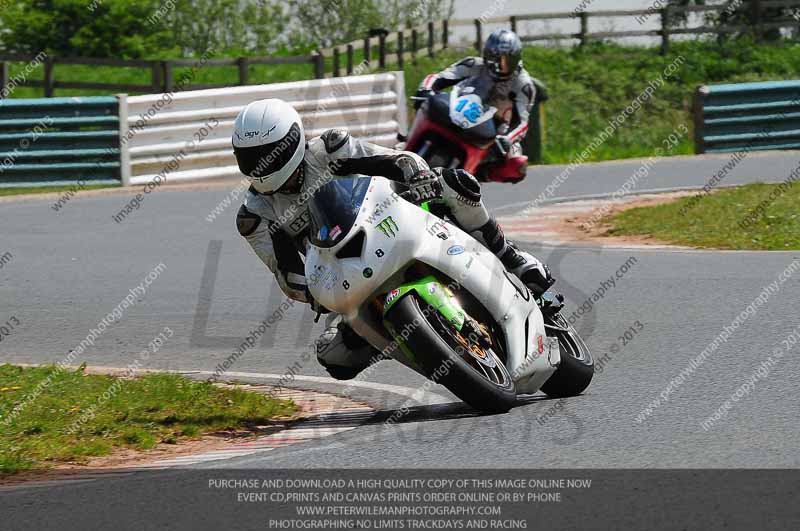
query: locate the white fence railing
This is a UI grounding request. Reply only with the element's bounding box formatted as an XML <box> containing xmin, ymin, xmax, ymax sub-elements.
<box><xmin>121</xmin><ymin>72</ymin><xmax>407</xmax><ymax>186</ymax></box>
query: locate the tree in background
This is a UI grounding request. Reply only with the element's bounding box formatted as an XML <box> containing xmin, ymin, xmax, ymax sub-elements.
<box><xmin>290</xmin><ymin>0</ymin><xmax>455</xmax><ymax>48</ymax></box>
<box><xmin>166</xmin><ymin>0</ymin><xmax>289</xmax><ymax>56</ymax></box>
<box><xmin>0</xmin><ymin>0</ymin><xmax>452</xmax><ymax>58</ymax></box>
<box><xmin>667</xmin><ymin>0</ymin><xmax>798</xmax><ymax>41</ymax></box>
<box><xmin>0</xmin><ymin>0</ymin><xmax>171</xmax><ymax>57</ymax></box>
<box><xmin>0</xmin><ymin>0</ymin><xmax>289</xmax><ymax>58</ymax></box>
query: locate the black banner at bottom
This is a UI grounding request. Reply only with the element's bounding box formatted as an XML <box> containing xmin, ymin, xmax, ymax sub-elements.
<box><xmin>2</xmin><ymin>469</ymin><xmax>798</xmax><ymax>530</ymax></box>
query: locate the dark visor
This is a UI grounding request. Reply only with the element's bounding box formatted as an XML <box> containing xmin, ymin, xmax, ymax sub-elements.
<box><xmin>233</xmin><ymin>122</ymin><xmax>301</xmax><ymax>178</ymax></box>
<box><xmin>486</xmin><ymin>54</ymin><xmax>512</xmax><ymax>77</ymax></box>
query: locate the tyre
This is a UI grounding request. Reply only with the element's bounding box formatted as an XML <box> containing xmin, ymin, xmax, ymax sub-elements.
<box><xmin>385</xmin><ymin>294</ymin><xmax>517</xmax><ymax>413</ymax></box>
<box><xmin>541</xmin><ymin>313</ymin><xmax>594</xmax><ymax>398</ymax></box>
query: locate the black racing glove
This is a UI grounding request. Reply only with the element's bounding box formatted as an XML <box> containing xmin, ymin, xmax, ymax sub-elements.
<box><xmin>308</xmin><ymin>291</ymin><xmax>331</xmax><ymax>322</ymax></box>
<box><xmin>405</xmin><ymin>169</ymin><xmax>442</xmax><ymax>205</ymax></box>
<box><xmin>413</xmin><ymin>89</ymin><xmax>434</xmax><ymax>110</ymax></box>
<box><xmin>493</xmin><ymin>135</ymin><xmax>513</xmax><ymax>159</ymax></box>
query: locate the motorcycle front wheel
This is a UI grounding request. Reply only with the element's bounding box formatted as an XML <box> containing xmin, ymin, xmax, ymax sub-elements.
<box><xmin>541</xmin><ymin>313</ymin><xmax>594</xmax><ymax>398</ymax></box>
<box><xmin>385</xmin><ymin>293</ymin><xmax>517</xmax><ymax>413</ymax></box>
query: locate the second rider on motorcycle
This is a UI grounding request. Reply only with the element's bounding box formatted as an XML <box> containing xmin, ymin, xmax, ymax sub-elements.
<box><xmin>415</xmin><ymin>29</ymin><xmax>535</xmax><ymax>182</ymax></box>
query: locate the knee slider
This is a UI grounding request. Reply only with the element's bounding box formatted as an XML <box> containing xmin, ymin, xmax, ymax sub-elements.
<box><xmin>236</xmin><ymin>205</ymin><xmax>261</xmax><ymax>237</ymax></box>
<box><xmin>321</xmin><ymin>364</ymin><xmax>362</xmax><ymax>381</ymax></box>
<box><xmin>340</xmin><ymin>323</ymin><xmax>370</xmax><ymax>350</ymax></box>
<box><xmin>442</xmin><ymin>168</ymin><xmax>481</xmax><ymax>205</ymax></box>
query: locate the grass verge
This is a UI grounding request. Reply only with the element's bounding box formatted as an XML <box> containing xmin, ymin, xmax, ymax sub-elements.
<box><xmin>0</xmin><ymin>364</ymin><xmax>297</xmax><ymax>475</ymax></box>
<box><xmin>0</xmin><ymin>184</ymin><xmax>117</xmax><ymax>197</ymax></box>
<box><xmin>603</xmin><ymin>182</ymin><xmax>800</xmax><ymax>250</ymax></box>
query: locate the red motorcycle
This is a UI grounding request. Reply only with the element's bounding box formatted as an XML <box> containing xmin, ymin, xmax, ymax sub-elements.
<box><xmin>404</xmin><ymin>76</ymin><xmax>528</xmax><ymax>183</ymax></box>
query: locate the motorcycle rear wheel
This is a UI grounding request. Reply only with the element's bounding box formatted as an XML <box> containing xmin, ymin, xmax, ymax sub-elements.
<box><xmin>385</xmin><ymin>293</ymin><xmax>517</xmax><ymax>413</ymax></box>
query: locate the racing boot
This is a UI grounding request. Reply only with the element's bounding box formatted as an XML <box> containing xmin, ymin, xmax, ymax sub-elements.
<box><xmin>315</xmin><ymin>314</ymin><xmax>385</xmax><ymax>380</ymax></box>
<box><xmin>502</xmin><ymin>244</ymin><xmax>564</xmax><ymax>318</ymax></box>
<box><xmin>475</xmin><ymin>217</ymin><xmax>558</xmax><ymax>301</ymax></box>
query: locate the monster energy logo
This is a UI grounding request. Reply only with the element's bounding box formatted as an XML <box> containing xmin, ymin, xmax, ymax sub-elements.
<box><xmin>376</xmin><ymin>216</ymin><xmax>398</xmax><ymax>237</ymax></box>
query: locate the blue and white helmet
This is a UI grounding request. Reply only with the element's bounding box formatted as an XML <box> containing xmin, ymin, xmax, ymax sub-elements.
<box><xmin>483</xmin><ymin>30</ymin><xmax>523</xmax><ymax>81</ymax></box>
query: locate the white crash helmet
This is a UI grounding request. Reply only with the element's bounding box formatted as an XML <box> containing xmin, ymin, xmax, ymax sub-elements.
<box><xmin>232</xmin><ymin>98</ymin><xmax>305</xmax><ymax>194</ymax></box>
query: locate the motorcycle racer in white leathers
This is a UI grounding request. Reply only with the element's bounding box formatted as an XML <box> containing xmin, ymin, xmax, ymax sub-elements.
<box><xmin>233</xmin><ymin>98</ymin><xmax>554</xmax><ymax>379</ymax></box>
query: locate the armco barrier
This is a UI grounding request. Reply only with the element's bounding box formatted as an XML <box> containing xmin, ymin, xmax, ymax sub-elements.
<box><xmin>0</xmin><ymin>96</ymin><xmax>121</xmax><ymax>186</ymax></box>
<box><xmin>694</xmin><ymin>80</ymin><xmax>800</xmax><ymax>154</ymax></box>
<box><xmin>124</xmin><ymin>72</ymin><xmax>407</xmax><ymax>186</ymax></box>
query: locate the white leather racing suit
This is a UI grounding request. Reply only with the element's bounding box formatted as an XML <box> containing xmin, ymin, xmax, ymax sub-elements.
<box><xmin>236</xmin><ymin>129</ymin><xmax>549</xmax><ymax>378</ymax></box>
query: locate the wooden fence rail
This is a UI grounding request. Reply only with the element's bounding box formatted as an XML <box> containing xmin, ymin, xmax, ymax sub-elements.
<box><xmin>1</xmin><ymin>0</ymin><xmax>798</xmax><ymax>97</ymax></box>
<box><xmin>319</xmin><ymin>20</ymin><xmax>450</xmax><ymax>77</ymax></box>
<box><xmin>449</xmin><ymin>0</ymin><xmax>800</xmax><ymax>54</ymax></box>
<box><xmin>0</xmin><ymin>53</ymin><xmax>322</xmax><ymax>99</ymax></box>
<box><xmin>318</xmin><ymin>0</ymin><xmax>798</xmax><ymax>76</ymax></box>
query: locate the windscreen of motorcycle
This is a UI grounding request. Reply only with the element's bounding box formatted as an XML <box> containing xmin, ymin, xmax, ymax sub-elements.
<box><xmin>308</xmin><ymin>176</ymin><xmax>371</xmax><ymax>248</ymax></box>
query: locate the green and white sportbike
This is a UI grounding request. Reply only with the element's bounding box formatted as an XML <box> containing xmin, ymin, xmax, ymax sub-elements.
<box><xmin>305</xmin><ymin>176</ymin><xmax>593</xmax><ymax>413</ymax></box>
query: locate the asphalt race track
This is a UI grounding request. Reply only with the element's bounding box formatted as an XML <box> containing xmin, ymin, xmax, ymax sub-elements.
<box><xmin>2</xmin><ymin>151</ymin><xmax>799</xmax><ymax>485</ymax></box>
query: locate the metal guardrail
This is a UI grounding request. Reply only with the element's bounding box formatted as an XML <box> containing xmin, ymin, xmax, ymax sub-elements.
<box><xmin>693</xmin><ymin>80</ymin><xmax>800</xmax><ymax>154</ymax></box>
<box><xmin>124</xmin><ymin>72</ymin><xmax>407</xmax><ymax>186</ymax></box>
<box><xmin>0</xmin><ymin>73</ymin><xmax>408</xmax><ymax>187</ymax></box>
<box><xmin>0</xmin><ymin>96</ymin><xmax>121</xmax><ymax>186</ymax></box>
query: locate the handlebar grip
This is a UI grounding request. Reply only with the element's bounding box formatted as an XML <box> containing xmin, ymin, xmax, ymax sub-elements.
<box><xmin>494</xmin><ymin>137</ymin><xmax>508</xmax><ymax>158</ymax></box>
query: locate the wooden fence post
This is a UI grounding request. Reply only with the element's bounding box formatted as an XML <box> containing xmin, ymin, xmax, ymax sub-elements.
<box><xmin>527</xmin><ymin>102</ymin><xmax>545</xmax><ymax>164</ymax></box>
<box><xmin>0</xmin><ymin>62</ymin><xmax>8</xmax><ymax>99</ymax></box>
<box><xmin>44</xmin><ymin>57</ymin><xmax>55</xmax><ymax>98</ymax></box>
<box><xmin>238</xmin><ymin>57</ymin><xmax>249</xmax><ymax>85</ymax></box>
<box><xmin>312</xmin><ymin>52</ymin><xmax>325</xmax><ymax>79</ymax></box>
<box><xmin>751</xmin><ymin>0</ymin><xmax>763</xmax><ymax>42</ymax></box>
<box><xmin>346</xmin><ymin>44</ymin><xmax>354</xmax><ymax>74</ymax></box>
<box><xmin>660</xmin><ymin>7</ymin><xmax>670</xmax><ymax>55</ymax></box>
<box><xmin>151</xmin><ymin>60</ymin><xmax>162</xmax><ymax>93</ymax></box>
<box><xmin>163</xmin><ymin>61</ymin><xmax>174</xmax><ymax>93</ymax></box>
<box><xmin>428</xmin><ymin>22</ymin><xmax>435</xmax><ymax>57</ymax></box>
<box><xmin>364</xmin><ymin>37</ymin><xmax>371</xmax><ymax>66</ymax></box>
<box><xmin>693</xmin><ymin>86</ymin><xmax>707</xmax><ymax>154</ymax></box>
<box><xmin>579</xmin><ymin>12</ymin><xmax>589</xmax><ymax>47</ymax></box>
<box><xmin>411</xmin><ymin>29</ymin><xmax>418</xmax><ymax>64</ymax></box>
<box><xmin>397</xmin><ymin>31</ymin><xmax>404</xmax><ymax>69</ymax></box>
<box><xmin>333</xmin><ymin>48</ymin><xmax>341</xmax><ymax>77</ymax></box>
<box><xmin>378</xmin><ymin>33</ymin><xmax>386</xmax><ymax>69</ymax></box>
<box><xmin>475</xmin><ymin>19</ymin><xmax>483</xmax><ymax>51</ymax></box>
<box><xmin>796</xmin><ymin>12</ymin><xmax>800</xmax><ymax>41</ymax></box>
<box><xmin>443</xmin><ymin>19</ymin><xmax>449</xmax><ymax>49</ymax></box>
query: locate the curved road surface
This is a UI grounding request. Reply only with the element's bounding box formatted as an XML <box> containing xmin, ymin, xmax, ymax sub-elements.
<box><xmin>1</xmin><ymin>152</ymin><xmax>799</xmax><ymax>522</ymax></box>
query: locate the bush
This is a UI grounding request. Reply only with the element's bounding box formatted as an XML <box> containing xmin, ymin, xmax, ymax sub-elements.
<box><xmin>0</xmin><ymin>0</ymin><xmax>289</xmax><ymax>58</ymax></box>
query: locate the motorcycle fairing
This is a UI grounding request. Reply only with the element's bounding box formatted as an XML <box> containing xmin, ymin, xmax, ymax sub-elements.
<box><xmin>382</xmin><ymin>275</ymin><xmax>467</xmax><ymax>331</ymax></box>
<box><xmin>449</xmin><ymin>84</ymin><xmax>497</xmax><ymax>129</ymax></box>
<box><xmin>305</xmin><ymin>177</ymin><xmax>559</xmax><ymax>394</ymax></box>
